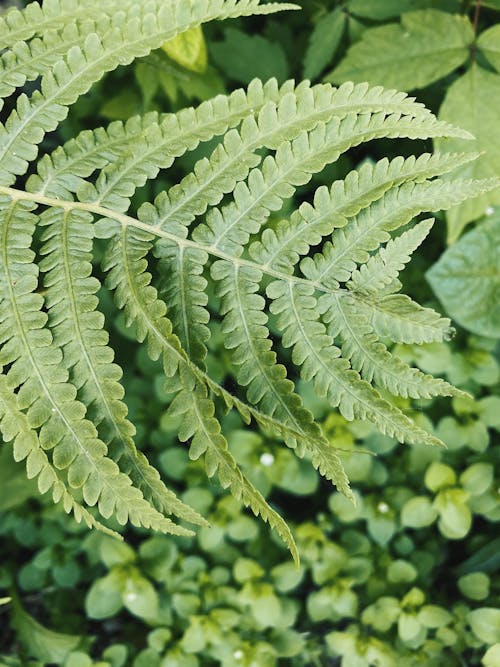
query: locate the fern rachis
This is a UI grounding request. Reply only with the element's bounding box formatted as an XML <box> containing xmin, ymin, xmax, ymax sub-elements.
<box><xmin>0</xmin><ymin>0</ymin><xmax>498</xmax><ymax>561</ymax></box>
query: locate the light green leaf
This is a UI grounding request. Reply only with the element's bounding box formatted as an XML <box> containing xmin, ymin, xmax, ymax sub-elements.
<box><xmin>99</xmin><ymin>537</ymin><xmax>136</xmax><ymax>568</ymax></box>
<box><xmin>161</xmin><ymin>26</ymin><xmax>207</xmax><ymax>73</ymax></box>
<box><xmin>425</xmin><ymin>462</ymin><xmax>456</xmax><ymax>492</ymax></box>
<box><xmin>458</xmin><ymin>573</ymin><xmax>490</xmax><ymax>601</ymax></box>
<box><xmin>387</xmin><ymin>560</ymin><xmax>417</xmax><ymax>583</ymax></box>
<box><xmin>303</xmin><ymin>8</ymin><xmax>346</xmax><ymax>80</ymax></box>
<box><xmin>122</xmin><ymin>570</ymin><xmax>159</xmax><ymax>621</ymax></box>
<box><xmin>11</xmin><ymin>598</ymin><xmax>87</xmax><ymax>663</ymax></box>
<box><xmin>426</xmin><ymin>215</ymin><xmax>500</xmax><ymax>337</ymax></box>
<box><xmin>460</xmin><ymin>463</ymin><xmax>494</xmax><ymax>496</ymax></box>
<box><xmin>437</xmin><ymin>66</ymin><xmax>500</xmax><ymax>241</ymax></box>
<box><xmin>401</xmin><ymin>496</ymin><xmax>438</xmax><ymax>528</ymax></box>
<box><xmin>362</xmin><ymin>597</ymin><xmax>401</xmax><ymax>632</ymax></box>
<box><xmin>418</xmin><ymin>605</ymin><xmax>452</xmax><ymax>628</ymax></box>
<box><xmin>398</xmin><ymin>612</ymin><xmax>423</xmax><ymax>642</ymax></box>
<box><xmin>478</xmin><ymin>25</ymin><xmax>500</xmax><ymax>73</ymax></box>
<box><xmin>327</xmin><ymin>10</ymin><xmax>473</xmax><ymax>91</ymax></box>
<box><xmin>468</xmin><ymin>608</ymin><xmax>500</xmax><ymax>644</ymax></box>
<box><xmin>434</xmin><ymin>488</ymin><xmax>472</xmax><ymax>539</ymax></box>
<box><xmin>85</xmin><ymin>570</ymin><xmax>124</xmax><ymax>619</ymax></box>
<box><xmin>483</xmin><ymin>644</ymin><xmax>500</xmax><ymax>667</ymax></box>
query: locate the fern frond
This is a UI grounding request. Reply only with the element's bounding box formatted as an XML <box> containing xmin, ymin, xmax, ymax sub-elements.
<box><xmin>137</xmin><ymin>82</ymin><xmax>462</xmax><ymax>234</ymax></box>
<box><xmin>252</xmin><ymin>151</ymin><xmax>477</xmax><ymax>274</ymax></box>
<box><xmin>0</xmin><ymin>198</ymin><xmax>191</xmax><ymax>534</ymax></box>
<box><xmin>156</xmin><ymin>243</ymin><xmax>210</xmax><ymax>368</ymax></box>
<box><xmin>0</xmin><ymin>0</ymin><xmax>495</xmax><ymax>553</ymax></box>
<box><xmin>347</xmin><ymin>218</ymin><xmax>434</xmax><ymax>294</ymax></box>
<box><xmin>355</xmin><ymin>294</ymin><xmax>454</xmax><ymax>345</ymax></box>
<box><xmin>28</xmin><ymin>78</ymin><xmax>295</xmax><ymax>199</ymax></box>
<box><xmin>0</xmin><ymin>0</ymin><xmax>107</xmax><ymax>49</ymax></box>
<box><xmin>38</xmin><ymin>208</ymin><xmax>203</xmax><ymax>526</ymax></box>
<box><xmin>211</xmin><ymin>260</ymin><xmax>352</xmax><ymax>491</ymax></box>
<box><xmin>301</xmin><ymin>177</ymin><xmax>498</xmax><ymax>289</ymax></box>
<box><xmin>268</xmin><ymin>280</ymin><xmax>444</xmax><ymax>447</ymax></box>
<box><xmin>0</xmin><ymin>372</ymin><xmax>119</xmax><ymax>536</ymax></box>
<box><xmin>0</xmin><ymin>18</ymin><xmax>108</xmax><ymax>102</ymax></box>
<box><xmin>0</xmin><ymin>0</ymin><xmax>296</xmax><ymax>186</ymax></box>
<box><xmin>322</xmin><ymin>294</ymin><xmax>463</xmax><ymax>400</ymax></box>
<box><xmin>169</xmin><ymin>381</ymin><xmax>300</xmax><ymax>564</ymax></box>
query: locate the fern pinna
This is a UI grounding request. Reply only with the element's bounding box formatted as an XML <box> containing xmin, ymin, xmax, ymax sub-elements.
<box><xmin>0</xmin><ymin>0</ymin><xmax>497</xmax><ymax>561</ymax></box>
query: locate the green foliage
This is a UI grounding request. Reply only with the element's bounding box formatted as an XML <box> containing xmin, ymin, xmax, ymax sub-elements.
<box><xmin>0</xmin><ymin>0</ymin><xmax>492</xmax><ymax>560</ymax></box>
<box><xmin>327</xmin><ymin>10</ymin><xmax>473</xmax><ymax>91</ymax></box>
<box><xmin>427</xmin><ymin>213</ymin><xmax>500</xmax><ymax>338</ymax></box>
<box><xmin>317</xmin><ymin>1</ymin><xmax>500</xmax><ymax>243</ymax></box>
<box><xmin>0</xmin><ymin>2</ymin><xmax>499</xmax><ymax>666</ymax></box>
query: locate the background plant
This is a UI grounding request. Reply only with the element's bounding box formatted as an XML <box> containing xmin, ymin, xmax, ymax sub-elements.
<box><xmin>0</xmin><ymin>1</ymin><xmax>498</xmax><ymax>666</ymax></box>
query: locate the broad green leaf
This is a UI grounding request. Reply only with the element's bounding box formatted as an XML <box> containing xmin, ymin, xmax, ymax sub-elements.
<box><xmin>65</xmin><ymin>653</ymin><xmax>93</xmax><ymax>667</ymax></box>
<box><xmin>387</xmin><ymin>560</ymin><xmax>417</xmax><ymax>583</ymax></box>
<box><xmin>437</xmin><ymin>66</ymin><xmax>500</xmax><ymax>242</ymax></box>
<box><xmin>426</xmin><ymin>215</ymin><xmax>500</xmax><ymax>337</ymax></box>
<box><xmin>211</xmin><ymin>28</ymin><xmax>288</xmax><ymax>84</ymax></box>
<box><xmin>161</xmin><ymin>26</ymin><xmax>207</xmax><ymax>73</ymax></box>
<box><xmin>122</xmin><ymin>570</ymin><xmax>159</xmax><ymax>621</ymax></box>
<box><xmin>425</xmin><ymin>462</ymin><xmax>456</xmax><ymax>492</ymax></box>
<box><xmin>418</xmin><ymin>605</ymin><xmax>452</xmax><ymax>628</ymax></box>
<box><xmin>460</xmin><ymin>463</ymin><xmax>494</xmax><ymax>496</ymax></box>
<box><xmin>482</xmin><ymin>0</ymin><xmax>500</xmax><ymax>9</ymax></box>
<box><xmin>11</xmin><ymin>598</ymin><xmax>87</xmax><ymax>663</ymax></box>
<box><xmin>303</xmin><ymin>8</ymin><xmax>346</xmax><ymax>80</ymax></box>
<box><xmin>398</xmin><ymin>612</ymin><xmax>423</xmax><ymax>643</ymax></box>
<box><xmin>401</xmin><ymin>496</ymin><xmax>438</xmax><ymax>528</ymax></box>
<box><xmin>468</xmin><ymin>608</ymin><xmax>500</xmax><ymax>644</ymax></box>
<box><xmin>85</xmin><ymin>570</ymin><xmax>124</xmax><ymax>619</ymax></box>
<box><xmin>458</xmin><ymin>573</ymin><xmax>490</xmax><ymax>601</ymax></box>
<box><xmin>362</xmin><ymin>597</ymin><xmax>400</xmax><ymax>632</ymax></box>
<box><xmin>434</xmin><ymin>488</ymin><xmax>472</xmax><ymax>539</ymax></box>
<box><xmin>478</xmin><ymin>26</ymin><xmax>500</xmax><ymax>73</ymax></box>
<box><xmin>346</xmin><ymin>0</ymin><xmax>460</xmax><ymax>20</ymax></box>
<box><xmin>327</xmin><ymin>10</ymin><xmax>473</xmax><ymax>91</ymax></box>
<box><xmin>483</xmin><ymin>644</ymin><xmax>500</xmax><ymax>667</ymax></box>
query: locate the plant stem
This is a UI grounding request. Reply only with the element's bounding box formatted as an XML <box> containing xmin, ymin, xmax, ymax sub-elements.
<box><xmin>470</xmin><ymin>0</ymin><xmax>482</xmax><ymax>62</ymax></box>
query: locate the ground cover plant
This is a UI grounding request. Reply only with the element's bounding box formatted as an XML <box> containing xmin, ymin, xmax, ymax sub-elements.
<box><xmin>0</xmin><ymin>0</ymin><xmax>499</xmax><ymax>665</ymax></box>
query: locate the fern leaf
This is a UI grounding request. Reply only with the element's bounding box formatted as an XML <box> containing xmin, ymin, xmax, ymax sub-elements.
<box><xmin>252</xmin><ymin>151</ymin><xmax>477</xmax><ymax>273</ymax></box>
<box><xmin>0</xmin><ymin>0</ymin><xmax>296</xmax><ymax>185</ymax></box>
<box><xmin>0</xmin><ymin>0</ymin><xmax>107</xmax><ymax>49</ymax></box>
<box><xmin>0</xmin><ymin>198</ymin><xmax>189</xmax><ymax>534</ymax></box>
<box><xmin>347</xmin><ymin>218</ymin><xmax>435</xmax><ymax>294</ymax></box>
<box><xmin>301</xmin><ymin>178</ymin><xmax>498</xmax><ymax>289</ymax></box>
<box><xmin>104</xmin><ymin>230</ymin><xmax>350</xmax><ymax>495</ymax></box>
<box><xmin>0</xmin><ymin>18</ymin><xmax>108</xmax><ymax>102</ymax></box>
<box><xmin>155</xmin><ymin>243</ymin><xmax>210</xmax><ymax>368</ymax></box>
<box><xmin>192</xmin><ymin>117</ymin><xmax>474</xmax><ymax>261</ymax></box>
<box><xmin>355</xmin><ymin>294</ymin><xmax>454</xmax><ymax>345</ymax></box>
<box><xmin>0</xmin><ymin>373</ymin><xmax>120</xmax><ymax>537</ymax></box>
<box><xmin>169</xmin><ymin>381</ymin><xmax>300</xmax><ymax>564</ymax></box>
<box><xmin>38</xmin><ymin>208</ymin><xmax>203</xmax><ymax>526</ymax></box>
<box><xmin>28</xmin><ymin>78</ymin><xmax>295</xmax><ymax>199</ymax></box>
<box><xmin>322</xmin><ymin>293</ymin><xmax>463</xmax><ymax>399</ymax></box>
<box><xmin>211</xmin><ymin>260</ymin><xmax>351</xmax><ymax>492</ymax></box>
<box><xmin>140</xmin><ymin>81</ymin><xmax>456</xmax><ymax>234</ymax></box>
<box><xmin>268</xmin><ymin>280</ymin><xmax>444</xmax><ymax>447</ymax></box>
